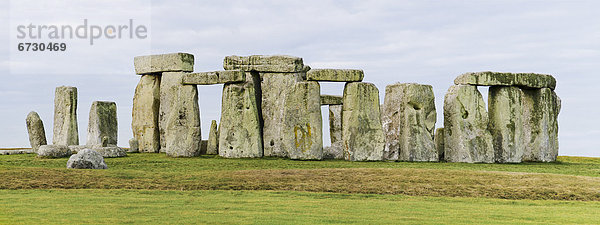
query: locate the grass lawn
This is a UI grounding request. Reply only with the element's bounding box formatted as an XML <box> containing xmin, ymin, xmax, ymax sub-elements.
<box><xmin>1</xmin><ymin>153</ymin><xmax>600</xmax><ymax>224</ymax></box>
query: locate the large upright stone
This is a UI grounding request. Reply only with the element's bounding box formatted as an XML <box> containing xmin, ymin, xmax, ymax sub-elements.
<box><xmin>522</xmin><ymin>88</ymin><xmax>561</xmax><ymax>162</ymax></box>
<box><xmin>206</xmin><ymin>120</ymin><xmax>219</xmax><ymax>155</ymax></box>
<box><xmin>443</xmin><ymin>85</ymin><xmax>494</xmax><ymax>163</ymax></box>
<box><xmin>261</xmin><ymin>72</ymin><xmax>305</xmax><ymax>157</ymax></box>
<box><xmin>223</xmin><ymin>55</ymin><xmax>304</xmax><ymax>73</ymax></box>
<box><xmin>53</xmin><ymin>86</ymin><xmax>79</xmax><ymax>146</ymax></box>
<box><xmin>342</xmin><ymin>82</ymin><xmax>385</xmax><ymax>161</ymax></box>
<box><xmin>283</xmin><ymin>81</ymin><xmax>323</xmax><ymax>160</ymax></box>
<box><xmin>132</xmin><ymin>75</ymin><xmax>161</xmax><ymax>153</ymax></box>
<box><xmin>454</xmin><ymin>71</ymin><xmax>556</xmax><ymax>90</ymax></box>
<box><xmin>489</xmin><ymin>86</ymin><xmax>524</xmax><ymax>163</ymax></box>
<box><xmin>307</xmin><ymin>69</ymin><xmax>364</xmax><ymax>82</ymax></box>
<box><xmin>26</xmin><ymin>111</ymin><xmax>47</xmax><ymax>152</ymax></box>
<box><xmin>134</xmin><ymin>53</ymin><xmax>194</xmax><ymax>75</ymax></box>
<box><xmin>219</xmin><ymin>82</ymin><xmax>263</xmax><ymax>158</ymax></box>
<box><xmin>162</xmin><ymin>72</ymin><xmax>202</xmax><ymax>157</ymax></box>
<box><xmin>324</xmin><ymin>104</ymin><xmax>343</xmax><ymax>159</ymax></box>
<box><xmin>86</xmin><ymin>101</ymin><xmax>118</xmax><ymax>147</ymax></box>
<box><xmin>434</xmin><ymin>128</ymin><xmax>445</xmax><ymax>161</ymax></box>
<box><xmin>382</xmin><ymin>83</ymin><xmax>437</xmax><ymax>162</ymax></box>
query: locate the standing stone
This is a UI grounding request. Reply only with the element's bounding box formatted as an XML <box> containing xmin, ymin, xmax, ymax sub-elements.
<box><xmin>522</xmin><ymin>88</ymin><xmax>561</xmax><ymax>162</ymax></box>
<box><xmin>489</xmin><ymin>86</ymin><xmax>524</xmax><ymax>163</ymax></box>
<box><xmin>86</xmin><ymin>101</ymin><xmax>118</xmax><ymax>147</ymax></box>
<box><xmin>261</xmin><ymin>72</ymin><xmax>305</xmax><ymax>157</ymax></box>
<box><xmin>206</xmin><ymin>120</ymin><xmax>219</xmax><ymax>155</ymax></box>
<box><xmin>219</xmin><ymin>82</ymin><xmax>263</xmax><ymax>158</ymax></box>
<box><xmin>128</xmin><ymin>138</ymin><xmax>139</xmax><ymax>153</ymax></box>
<box><xmin>132</xmin><ymin>75</ymin><xmax>161</xmax><ymax>153</ymax></box>
<box><xmin>283</xmin><ymin>81</ymin><xmax>323</xmax><ymax>160</ymax></box>
<box><xmin>324</xmin><ymin>105</ymin><xmax>343</xmax><ymax>159</ymax></box>
<box><xmin>26</xmin><ymin>111</ymin><xmax>47</xmax><ymax>152</ymax></box>
<box><xmin>434</xmin><ymin>128</ymin><xmax>445</xmax><ymax>161</ymax></box>
<box><xmin>382</xmin><ymin>83</ymin><xmax>437</xmax><ymax>162</ymax></box>
<box><xmin>162</xmin><ymin>72</ymin><xmax>202</xmax><ymax>157</ymax></box>
<box><xmin>342</xmin><ymin>82</ymin><xmax>385</xmax><ymax>161</ymax></box>
<box><xmin>443</xmin><ymin>85</ymin><xmax>494</xmax><ymax>163</ymax></box>
<box><xmin>53</xmin><ymin>86</ymin><xmax>79</xmax><ymax>146</ymax></box>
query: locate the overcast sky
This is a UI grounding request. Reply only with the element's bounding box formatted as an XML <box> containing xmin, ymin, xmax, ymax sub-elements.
<box><xmin>1</xmin><ymin>0</ymin><xmax>599</xmax><ymax>156</ymax></box>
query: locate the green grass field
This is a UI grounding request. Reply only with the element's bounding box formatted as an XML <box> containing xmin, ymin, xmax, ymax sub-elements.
<box><xmin>1</xmin><ymin>153</ymin><xmax>600</xmax><ymax>224</ymax></box>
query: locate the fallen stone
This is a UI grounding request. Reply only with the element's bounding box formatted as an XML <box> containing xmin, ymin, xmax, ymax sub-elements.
<box><xmin>382</xmin><ymin>83</ymin><xmax>437</xmax><ymax>161</ymax></box>
<box><xmin>261</xmin><ymin>72</ymin><xmax>305</xmax><ymax>157</ymax></box>
<box><xmin>53</xmin><ymin>86</ymin><xmax>79</xmax><ymax>146</ymax></box>
<box><xmin>307</xmin><ymin>69</ymin><xmax>364</xmax><ymax>82</ymax></box>
<box><xmin>223</xmin><ymin>55</ymin><xmax>304</xmax><ymax>73</ymax></box>
<box><xmin>320</xmin><ymin>95</ymin><xmax>343</xmax><ymax>105</ymax></box>
<box><xmin>206</xmin><ymin>120</ymin><xmax>219</xmax><ymax>155</ymax></box>
<box><xmin>522</xmin><ymin>88</ymin><xmax>561</xmax><ymax>162</ymax></box>
<box><xmin>219</xmin><ymin>82</ymin><xmax>263</xmax><ymax>158</ymax></box>
<box><xmin>67</xmin><ymin>149</ymin><xmax>108</xmax><ymax>169</ymax></box>
<box><xmin>342</xmin><ymin>82</ymin><xmax>385</xmax><ymax>161</ymax></box>
<box><xmin>86</xmin><ymin>101</ymin><xmax>118</xmax><ymax>147</ymax></box>
<box><xmin>182</xmin><ymin>70</ymin><xmax>246</xmax><ymax>85</ymax></box>
<box><xmin>434</xmin><ymin>128</ymin><xmax>445</xmax><ymax>161</ymax></box>
<box><xmin>443</xmin><ymin>85</ymin><xmax>494</xmax><ymax>163</ymax></box>
<box><xmin>38</xmin><ymin>145</ymin><xmax>71</xmax><ymax>158</ymax></box>
<box><xmin>128</xmin><ymin>138</ymin><xmax>139</xmax><ymax>153</ymax></box>
<box><xmin>454</xmin><ymin>71</ymin><xmax>556</xmax><ymax>90</ymax></box>
<box><xmin>283</xmin><ymin>81</ymin><xmax>323</xmax><ymax>160</ymax></box>
<box><xmin>132</xmin><ymin>75</ymin><xmax>161</xmax><ymax>153</ymax></box>
<box><xmin>134</xmin><ymin>53</ymin><xmax>194</xmax><ymax>75</ymax></box>
<box><xmin>68</xmin><ymin>145</ymin><xmax>87</xmax><ymax>154</ymax></box>
<box><xmin>26</xmin><ymin>111</ymin><xmax>47</xmax><ymax>152</ymax></box>
<box><xmin>92</xmin><ymin>146</ymin><xmax>127</xmax><ymax>158</ymax></box>
<box><xmin>489</xmin><ymin>86</ymin><xmax>524</xmax><ymax>163</ymax></box>
<box><xmin>324</xmin><ymin>105</ymin><xmax>343</xmax><ymax>159</ymax></box>
<box><xmin>163</xmin><ymin>72</ymin><xmax>202</xmax><ymax>157</ymax></box>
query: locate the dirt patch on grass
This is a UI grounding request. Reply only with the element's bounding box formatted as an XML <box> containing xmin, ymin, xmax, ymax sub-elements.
<box><xmin>1</xmin><ymin>167</ymin><xmax>599</xmax><ymax>201</ymax></box>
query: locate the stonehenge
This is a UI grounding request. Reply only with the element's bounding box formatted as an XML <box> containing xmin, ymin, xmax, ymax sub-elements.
<box><xmin>283</xmin><ymin>81</ymin><xmax>323</xmax><ymax>160</ymax></box>
<box><xmin>53</xmin><ymin>86</ymin><xmax>79</xmax><ymax>146</ymax></box>
<box><xmin>86</xmin><ymin>101</ymin><xmax>118</xmax><ymax>147</ymax></box>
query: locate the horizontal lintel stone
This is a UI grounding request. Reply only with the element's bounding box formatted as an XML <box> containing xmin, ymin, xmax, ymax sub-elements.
<box><xmin>307</xmin><ymin>69</ymin><xmax>364</xmax><ymax>82</ymax></box>
<box><xmin>223</xmin><ymin>55</ymin><xmax>304</xmax><ymax>73</ymax></box>
<box><xmin>320</xmin><ymin>95</ymin><xmax>343</xmax><ymax>105</ymax></box>
<box><xmin>134</xmin><ymin>53</ymin><xmax>194</xmax><ymax>75</ymax></box>
<box><xmin>182</xmin><ymin>70</ymin><xmax>246</xmax><ymax>85</ymax></box>
<box><xmin>454</xmin><ymin>71</ymin><xmax>556</xmax><ymax>90</ymax></box>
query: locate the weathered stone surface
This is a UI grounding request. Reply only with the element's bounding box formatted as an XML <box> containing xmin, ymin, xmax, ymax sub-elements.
<box><xmin>0</xmin><ymin>149</ymin><xmax>35</xmax><ymax>155</ymax></box>
<box><xmin>320</xmin><ymin>95</ymin><xmax>343</xmax><ymax>105</ymax></box>
<box><xmin>182</xmin><ymin>70</ymin><xmax>246</xmax><ymax>85</ymax></box>
<box><xmin>67</xmin><ymin>149</ymin><xmax>108</xmax><ymax>169</ymax></box>
<box><xmin>382</xmin><ymin>83</ymin><xmax>437</xmax><ymax>162</ymax></box>
<box><xmin>68</xmin><ymin>145</ymin><xmax>87</xmax><ymax>154</ymax></box>
<box><xmin>134</xmin><ymin>53</ymin><xmax>194</xmax><ymax>75</ymax></box>
<box><xmin>128</xmin><ymin>138</ymin><xmax>139</xmax><ymax>153</ymax></box>
<box><xmin>26</xmin><ymin>111</ymin><xmax>47</xmax><ymax>152</ymax></box>
<box><xmin>307</xmin><ymin>69</ymin><xmax>364</xmax><ymax>82</ymax></box>
<box><xmin>38</xmin><ymin>145</ymin><xmax>71</xmax><ymax>158</ymax></box>
<box><xmin>206</xmin><ymin>120</ymin><xmax>219</xmax><ymax>155</ymax></box>
<box><xmin>132</xmin><ymin>75</ymin><xmax>161</xmax><ymax>153</ymax></box>
<box><xmin>53</xmin><ymin>86</ymin><xmax>79</xmax><ymax>146</ymax></box>
<box><xmin>283</xmin><ymin>81</ymin><xmax>323</xmax><ymax>160</ymax></box>
<box><xmin>443</xmin><ymin>85</ymin><xmax>494</xmax><ymax>163</ymax></box>
<box><xmin>92</xmin><ymin>146</ymin><xmax>127</xmax><ymax>158</ymax></box>
<box><xmin>434</xmin><ymin>128</ymin><xmax>445</xmax><ymax>161</ymax></box>
<box><xmin>261</xmin><ymin>72</ymin><xmax>305</xmax><ymax>157</ymax></box>
<box><xmin>522</xmin><ymin>88</ymin><xmax>561</xmax><ymax>162</ymax></box>
<box><xmin>86</xmin><ymin>101</ymin><xmax>118</xmax><ymax>147</ymax></box>
<box><xmin>454</xmin><ymin>71</ymin><xmax>556</xmax><ymax>90</ymax></box>
<box><xmin>223</xmin><ymin>55</ymin><xmax>304</xmax><ymax>73</ymax></box>
<box><xmin>219</xmin><ymin>82</ymin><xmax>263</xmax><ymax>158</ymax></box>
<box><xmin>489</xmin><ymin>86</ymin><xmax>524</xmax><ymax>163</ymax></box>
<box><xmin>324</xmin><ymin>105</ymin><xmax>343</xmax><ymax>159</ymax></box>
<box><xmin>163</xmin><ymin>72</ymin><xmax>202</xmax><ymax>157</ymax></box>
<box><xmin>342</xmin><ymin>82</ymin><xmax>385</xmax><ymax>161</ymax></box>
